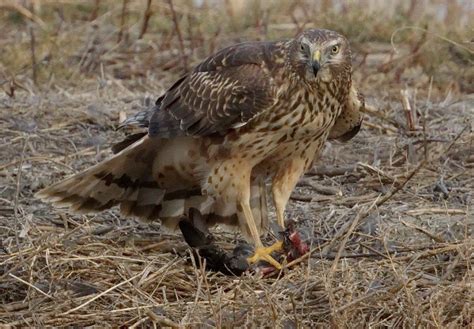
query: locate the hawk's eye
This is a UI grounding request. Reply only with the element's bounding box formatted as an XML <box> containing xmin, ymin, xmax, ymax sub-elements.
<box><xmin>300</xmin><ymin>43</ymin><xmax>308</xmax><ymax>53</ymax></box>
<box><xmin>331</xmin><ymin>45</ymin><xmax>340</xmax><ymax>54</ymax></box>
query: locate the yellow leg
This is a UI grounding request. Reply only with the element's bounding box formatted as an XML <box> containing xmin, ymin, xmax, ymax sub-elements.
<box><xmin>241</xmin><ymin>201</ymin><xmax>263</xmax><ymax>248</ymax></box>
<box><xmin>272</xmin><ymin>158</ymin><xmax>306</xmax><ymax>229</ymax></box>
<box><xmin>274</xmin><ymin>198</ymin><xmax>286</xmax><ymax>229</ymax></box>
<box><xmin>240</xmin><ymin>201</ymin><xmax>283</xmax><ymax>269</ymax></box>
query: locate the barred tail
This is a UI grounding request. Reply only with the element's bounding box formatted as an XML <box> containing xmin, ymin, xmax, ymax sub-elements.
<box><xmin>35</xmin><ymin>136</ymin><xmax>164</xmax><ymax>220</ymax></box>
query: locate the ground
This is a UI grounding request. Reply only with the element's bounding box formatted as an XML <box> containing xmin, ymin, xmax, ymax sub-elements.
<box><xmin>0</xmin><ymin>1</ymin><xmax>472</xmax><ymax>327</ymax></box>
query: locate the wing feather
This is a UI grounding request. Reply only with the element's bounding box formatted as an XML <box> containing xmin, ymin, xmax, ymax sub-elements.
<box><xmin>149</xmin><ymin>42</ymin><xmax>280</xmax><ymax>137</ymax></box>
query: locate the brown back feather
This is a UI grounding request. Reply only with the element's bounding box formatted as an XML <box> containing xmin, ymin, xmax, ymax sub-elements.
<box><xmin>149</xmin><ymin>42</ymin><xmax>282</xmax><ymax>138</ymax></box>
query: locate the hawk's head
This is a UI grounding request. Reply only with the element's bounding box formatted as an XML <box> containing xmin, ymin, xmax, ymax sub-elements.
<box><xmin>289</xmin><ymin>29</ymin><xmax>351</xmax><ymax>84</ymax></box>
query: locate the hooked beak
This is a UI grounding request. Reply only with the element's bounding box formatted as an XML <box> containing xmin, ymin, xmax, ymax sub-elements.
<box><xmin>311</xmin><ymin>50</ymin><xmax>321</xmax><ymax>76</ymax></box>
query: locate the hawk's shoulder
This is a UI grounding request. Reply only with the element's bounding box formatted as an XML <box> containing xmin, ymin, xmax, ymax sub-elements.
<box><xmin>195</xmin><ymin>40</ymin><xmax>287</xmax><ymax>72</ymax></box>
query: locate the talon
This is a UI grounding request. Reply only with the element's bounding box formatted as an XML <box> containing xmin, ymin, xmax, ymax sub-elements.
<box><xmin>247</xmin><ymin>241</ymin><xmax>284</xmax><ymax>269</ymax></box>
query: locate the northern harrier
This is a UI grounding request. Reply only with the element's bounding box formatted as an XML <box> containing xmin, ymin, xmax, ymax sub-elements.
<box><xmin>37</xmin><ymin>29</ymin><xmax>364</xmax><ymax>269</ymax></box>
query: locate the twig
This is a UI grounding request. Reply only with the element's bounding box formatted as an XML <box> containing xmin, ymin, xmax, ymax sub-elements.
<box><xmin>406</xmin><ymin>208</ymin><xmax>466</xmax><ymax>216</ymax></box>
<box><xmin>297</xmin><ymin>178</ymin><xmax>340</xmax><ymax>195</ymax></box>
<box><xmin>357</xmin><ymin>162</ymin><xmax>395</xmax><ymax>182</ymax></box>
<box><xmin>334</xmin><ymin>283</ymin><xmax>404</xmax><ymax>313</ymax></box>
<box><xmin>62</xmin><ymin>270</ymin><xmax>145</xmax><ymax>315</ymax></box>
<box><xmin>359</xmin><ymin>242</ymin><xmax>397</xmax><ymax>261</ymax></box>
<box><xmin>329</xmin><ymin>199</ymin><xmax>379</xmax><ymax>273</ymax></box>
<box><xmin>362</xmin><ymin>121</ymin><xmax>399</xmax><ymax>134</ymax></box>
<box><xmin>186</xmin><ymin>12</ymin><xmax>196</xmax><ymax>56</ymax></box>
<box><xmin>29</xmin><ymin>23</ymin><xmax>37</xmax><ymax>85</ymax></box>
<box><xmin>363</xmin><ymin>104</ymin><xmax>402</xmax><ymax>130</ymax></box>
<box><xmin>375</xmin><ymin>160</ymin><xmax>426</xmax><ymax>208</ymax></box>
<box><xmin>422</xmin><ymin>86</ymin><xmax>430</xmax><ymax>162</ymax></box>
<box><xmin>138</xmin><ymin>0</ymin><xmax>153</xmax><ymax>40</ymax></box>
<box><xmin>285</xmin><ymin>242</ymin><xmax>466</xmax><ymax>269</ymax></box>
<box><xmin>386</xmin><ymin>244</ymin><xmax>463</xmax><ymax>262</ymax></box>
<box><xmin>390</xmin><ymin>26</ymin><xmax>473</xmax><ymax>55</ymax></box>
<box><xmin>320</xmin><ymin>209</ymin><xmax>355</xmax><ymax>255</ymax></box>
<box><xmin>14</xmin><ymin>136</ymin><xmax>29</xmax><ymax>218</ymax></box>
<box><xmin>0</xmin><ymin>156</ymin><xmax>74</xmax><ymax>172</ymax></box>
<box><xmin>0</xmin><ymin>300</ymin><xmax>30</xmax><ymax>312</ymax></box>
<box><xmin>442</xmin><ymin>125</ymin><xmax>470</xmax><ymax>157</ymax></box>
<box><xmin>129</xmin><ymin>317</ymin><xmax>148</xmax><ymax>329</ymax></box>
<box><xmin>167</xmin><ymin>0</ymin><xmax>188</xmax><ymax>72</ymax></box>
<box><xmin>90</xmin><ymin>0</ymin><xmax>100</xmax><ymax>21</ymax></box>
<box><xmin>145</xmin><ymin>310</ymin><xmax>180</xmax><ymax>328</ymax></box>
<box><xmin>9</xmin><ymin>273</ymin><xmax>54</xmax><ymax>300</ymax></box>
<box><xmin>117</xmin><ymin>0</ymin><xmax>129</xmax><ymax>44</ymax></box>
<box><xmin>1</xmin><ymin>3</ymin><xmax>47</xmax><ymax>29</ymax></box>
<box><xmin>400</xmin><ymin>220</ymin><xmax>446</xmax><ymax>243</ymax></box>
<box><xmin>290</xmin><ymin>193</ymin><xmax>318</xmax><ymax>202</ymax></box>
<box><xmin>406</xmin><ymin>0</ymin><xmax>419</xmax><ymax>20</ymax></box>
<box><xmin>306</xmin><ymin>164</ymin><xmax>357</xmax><ymax>177</ymax></box>
<box><xmin>400</xmin><ymin>89</ymin><xmax>415</xmax><ymax>130</ymax></box>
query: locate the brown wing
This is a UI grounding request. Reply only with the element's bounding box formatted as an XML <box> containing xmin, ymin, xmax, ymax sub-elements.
<box><xmin>328</xmin><ymin>85</ymin><xmax>364</xmax><ymax>141</ymax></box>
<box><xmin>149</xmin><ymin>42</ymin><xmax>279</xmax><ymax>137</ymax></box>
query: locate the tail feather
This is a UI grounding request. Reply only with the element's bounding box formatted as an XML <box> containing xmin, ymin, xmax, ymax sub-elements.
<box><xmin>120</xmin><ymin>201</ymin><xmax>162</xmax><ymax>220</ymax></box>
<box><xmin>36</xmin><ymin>136</ymin><xmax>162</xmax><ymax>217</ymax></box>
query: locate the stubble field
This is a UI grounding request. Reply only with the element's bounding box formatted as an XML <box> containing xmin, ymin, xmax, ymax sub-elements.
<box><xmin>0</xmin><ymin>1</ymin><xmax>472</xmax><ymax>327</ymax></box>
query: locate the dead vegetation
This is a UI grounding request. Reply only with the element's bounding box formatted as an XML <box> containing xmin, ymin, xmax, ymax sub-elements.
<box><xmin>0</xmin><ymin>0</ymin><xmax>472</xmax><ymax>327</ymax></box>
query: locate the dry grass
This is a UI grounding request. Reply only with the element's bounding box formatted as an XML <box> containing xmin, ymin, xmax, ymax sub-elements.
<box><xmin>1</xmin><ymin>0</ymin><xmax>473</xmax><ymax>327</ymax></box>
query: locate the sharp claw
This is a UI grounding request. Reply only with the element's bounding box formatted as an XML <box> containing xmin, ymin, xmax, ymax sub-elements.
<box><xmin>247</xmin><ymin>241</ymin><xmax>284</xmax><ymax>269</ymax></box>
<box><xmin>261</xmin><ymin>254</ymin><xmax>282</xmax><ymax>269</ymax></box>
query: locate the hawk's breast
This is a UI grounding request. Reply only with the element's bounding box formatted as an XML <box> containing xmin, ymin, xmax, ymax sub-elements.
<box><xmin>216</xmin><ymin>85</ymin><xmax>342</xmax><ymax>167</ymax></box>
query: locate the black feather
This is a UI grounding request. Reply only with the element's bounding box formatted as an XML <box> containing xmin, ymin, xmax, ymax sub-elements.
<box><xmin>111</xmin><ymin>132</ymin><xmax>147</xmax><ymax>154</ymax></box>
